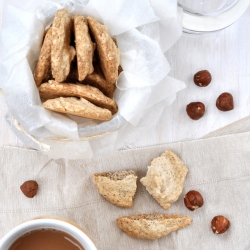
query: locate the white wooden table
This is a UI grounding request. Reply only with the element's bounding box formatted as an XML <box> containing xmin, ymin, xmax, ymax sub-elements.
<box><xmin>1</xmin><ymin>3</ymin><xmax>250</xmax><ymax>150</ymax></box>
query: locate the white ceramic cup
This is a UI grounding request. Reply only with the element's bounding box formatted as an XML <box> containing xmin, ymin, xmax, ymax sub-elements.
<box><xmin>0</xmin><ymin>218</ymin><xmax>97</xmax><ymax>250</ymax></box>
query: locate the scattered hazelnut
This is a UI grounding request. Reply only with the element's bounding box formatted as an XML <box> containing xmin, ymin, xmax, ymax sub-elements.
<box><xmin>186</xmin><ymin>102</ymin><xmax>205</xmax><ymax>120</ymax></box>
<box><xmin>20</xmin><ymin>180</ymin><xmax>38</xmax><ymax>198</ymax></box>
<box><xmin>184</xmin><ymin>190</ymin><xmax>204</xmax><ymax>211</ymax></box>
<box><xmin>216</xmin><ymin>92</ymin><xmax>234</xmax><ymax>111</ymax></box>
<box><xmin>211</xmin><ymin>215</ymin><xmax>230</xmax><ymax>234</ymax></box>
<box><xmin>193</xmin><ymin>70</ymin><xmax>212</xmax><ymax>87</ymax></box>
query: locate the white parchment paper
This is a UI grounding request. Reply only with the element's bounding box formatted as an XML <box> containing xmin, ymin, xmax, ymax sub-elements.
<box><xmin>0</xmin><ymin>0</ymin><xmax>185</xmax><ymax>159</ymax></box>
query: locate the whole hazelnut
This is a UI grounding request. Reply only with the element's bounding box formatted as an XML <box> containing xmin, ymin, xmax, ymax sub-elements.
<box><xmin>20</xmin><ymin>180</ymin><xmax>38</xmax><ymax>198</ymax></box>
<box><xmin>184</xmin><ymin>190</ymin><xmax>204</xmax><ymax>211</ymax></box>
<box><xmin>193</xmin><ymin>70</ymin><xmax>212</xmax><ymax>87</ymax></box>
<box><xmin>211</xmin><ymin>215</ymin><xmax>230</xmax><ymax>234</ymax></box>
<box><xmin>216</xmin><ymin>92</ymin><xmax>234</xmax><ymax>111</ymax></box>
<box><xmin>186</xmin><ymin>102</ymin><xmax>205</xmax><ymax>120</ymax></box>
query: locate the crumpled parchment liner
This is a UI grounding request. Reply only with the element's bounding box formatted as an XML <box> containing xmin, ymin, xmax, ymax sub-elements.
<box><xmin>0</xmin><ymin>0</ymin><xmax>185</xmax><ymax>159</ymax></box>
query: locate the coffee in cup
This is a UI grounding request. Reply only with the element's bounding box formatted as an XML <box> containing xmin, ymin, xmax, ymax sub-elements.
<box><xmin>8</xmin><ymin>228</ymin><xmax>85</xmax><ymax>250</ymax></box>
<box><xmin>0</xmin><ymin>218</ymin><xmax>97</xmax><ymax>250</ymax></box>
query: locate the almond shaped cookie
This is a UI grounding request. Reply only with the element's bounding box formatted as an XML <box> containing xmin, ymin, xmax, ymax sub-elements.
<box><xmin>93</xmin><ymin>170</ymin><xmax>137</xmax><ymax>208</ymax></box>
<box><xmin>83</xmin><ymin>65</ymin><xmax>116</xmax><ymax>99</ymax></box>
<box><xmin>87</xmin><ymin>17</ymin><xmax>120</xmax><ymax>84</ymax></box>
<box><xmin>34</xmin><ymin>27</ymin><xmax>52</xmax><ymax>87</ymax></box>
<box><xmin>117</xmin><ymin>214</ymin><xmax>192</xmax><ymax>240</ymax></box>
<box><xmin>74</xmin><ymin>15</ymin><xmax>95</xmax><ymax>81</ymax></box>
<box><xmin>140</xmin><ymin>150</ymin><xmax>188</xmax><ymax>210</ymax></box>
<box><xmin>39</xmin><ymin>80</ymin><xmax>118</xmax><ymax>114</ymax></box>
<box><xmin>51</xmin><ymin>9</ymin><xmax>76</xmax><ymax>82</ymax></box>
<box><xmin>43</xmin><ymin>97</ymin><xmax>112</xmax><ymax>121</ymax></box>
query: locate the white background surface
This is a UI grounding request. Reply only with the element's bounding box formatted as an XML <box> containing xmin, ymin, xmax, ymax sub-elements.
<box><xmin>1</xmin><ymin>2</ymin><xmax>250</xmax><ymax>150</ymax></box>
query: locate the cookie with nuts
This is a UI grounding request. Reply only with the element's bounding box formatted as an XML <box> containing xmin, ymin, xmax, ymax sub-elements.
<box><xmin>83</xmin><ymin>65</ymin><xmax>116</xmax><ymax>99</ymax></box>
<box><xmin>74</xmin><ymin>15</ymin><xmax>95</xmax><ymax>81</ymax></box>
<box><xmin>117</xmin><ymin>213</ymin><xmax>192</xmax><ymax>239</ymax></box>
<box><xmin>34</xmin><ymin>27</ymin><xmax>52</xmax><ymax>87</ymax></box>
<box><xmin>140</xmin><ymin>150</ymin><xmax>188</xmax><ymax>210</ymax></box>
<box><xmin>39</xmin><ymin>80</ymin><xmax>118</xmax><ymax>114</ymax></box>
<box><xmin>87</xmin><ymin>17</ymin><xmax>120</xmax><ymax>84</ymax></box>
<box><xmin>43</xmin><ymin>97</ymin><xmax>112</xmax><ymax>121</ymax></box>
<box><xmin>51</xmin><ymin>9</ymin><xmax>76</xmax><ymax>82</ymax></box>
<box><xmin>93</xmin><ymin>170</ymin><xmax>137</xmax><ymax>208</ymax></box>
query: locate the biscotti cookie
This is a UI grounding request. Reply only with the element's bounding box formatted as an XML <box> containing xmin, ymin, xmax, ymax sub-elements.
<box><xmin>74</xmin><ymin>15</ymin><xmax>95</xmax><ymax>81</ymax></box>
<box><xmin>34</xmin><ymin>27</ymin><xmax>52</xmax><ymax>87</ymax></box>
<box><xmin>140</xmin><ymin>150</ymin><xmax>188</xmax><ymax>210</ymax></box>
<box><xmin>83</xmin><ymin>65</ymin><xmax>116</xmax><ymax>99</ymax></box>
<box><xmin>43</xmin><ymin>97</ymin><xmax>112</xmax><ymax>121</ymax></box>
<box><xmin>93</xmin><ymin>170</ymin><xmax>137</xmax><ymax>208</ymax></box>
<box><xmin>117</xmin><ymin>213</ymin><xmax>192</xmax><ymax>239</ymax></box>
<box><xmin>51</xmin><ymin>9</ymin><xmax>76</xmax><ymax>82</ymax></box>
<box><xmin>87</xmin><ymin>17</ymin><xmax>120</xmax><ymax>84</ymax></box>
<box><xmin>39</xmin><ymin>80</ymin><xmax>118</xmax><ymax>114</ymax></box>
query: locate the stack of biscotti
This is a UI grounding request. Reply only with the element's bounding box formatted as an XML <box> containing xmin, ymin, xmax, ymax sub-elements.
<box><xmin>34</xmin><ymin>9</ymin><xmax>120</xmax><ymax>121</ymax></box>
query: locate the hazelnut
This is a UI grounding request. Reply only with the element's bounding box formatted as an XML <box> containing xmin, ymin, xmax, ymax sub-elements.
<box><xmin>184</xmin><ymin>190</ymin><xmax>204</xmax><ymax>211</ymax></box>
<box><xmin>211</xmin><ymin>215</ymin><xmax>230</xmax><ymax>234</ymax></box>
<box><xmin>193</xmin><ymin>70</ymin><xmax>212</xmax><ymax>87</ymax></box>
<box><xmin>20</xmin><ymin>180</ymin><xmax>38</xmax><ymax>198</ymax></box>
<box><xmin>186</xmin><ymin>102</ymin><xmax>205</xmax><ymax>120</ymax></box>
<box><xmin>216</xmin><ymin>92</ymin><xmax>234</xmax><ymax>111</ymax></box>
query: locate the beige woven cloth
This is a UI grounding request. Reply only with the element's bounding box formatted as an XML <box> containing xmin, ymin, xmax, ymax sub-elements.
<box><xmin>1</xmin><ymin>118</ymin><xmax>250</xmax><ymax>250</ymax></box>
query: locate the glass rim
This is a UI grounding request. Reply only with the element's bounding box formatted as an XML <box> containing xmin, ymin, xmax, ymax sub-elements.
<box><xmin>178</xmin><ymin>0</ymin><xmax>239</xmax><ymax>17</ymax></box>
<box><xmin>179</xmin><ymin>0</ymin><xmax>250</xmax><ymax>34</ymax></box>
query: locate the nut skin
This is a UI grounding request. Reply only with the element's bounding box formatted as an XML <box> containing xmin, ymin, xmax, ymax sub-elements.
<box><xmin>20</xmin><ymin>180</ymin><xmax>38</xmax><ymax>198</ymax></box>
<box><xmin>184</xmin><ymin>190</ymin><xmax>204</xmax><ymax>211</ymax></box>
<box><xmin>186</xmin><ymin>102</ymin><xmax>205</xmax><ymax>120</ymax></box>
<box><xmin>216</xmin><ymin>92</ymin><xmax>234</xmax><ymax>111</ymax></box>
<box><xmin>193</xmin><ymin>70</ymin><xmax>212</xmax><ymax>87</ymax></box>
<box><xmin>211</xmin><ymin>216</ymin><xmax>230</xmax><ymax>234</ymax></box>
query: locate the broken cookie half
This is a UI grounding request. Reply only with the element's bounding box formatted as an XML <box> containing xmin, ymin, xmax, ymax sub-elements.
<box><xmin>93</xmin><ymin>170</ymin><xmax>137</xmax><ymax>208</ymax></box>
<box><xmin>140</xmin><ymin>150</ymin><xmax>188</xmax><ymax>210</ymax></box>
<box><xmin>117</xmin><ymin>213</ymin><xmax>192</xmax><ymax>240</ymax></box>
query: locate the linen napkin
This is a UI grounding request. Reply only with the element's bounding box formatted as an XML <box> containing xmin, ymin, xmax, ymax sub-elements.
<box><xmin>1</xmin><ymin>125</ymin><xmax>250</xmax><ymax>249</ymax></box>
